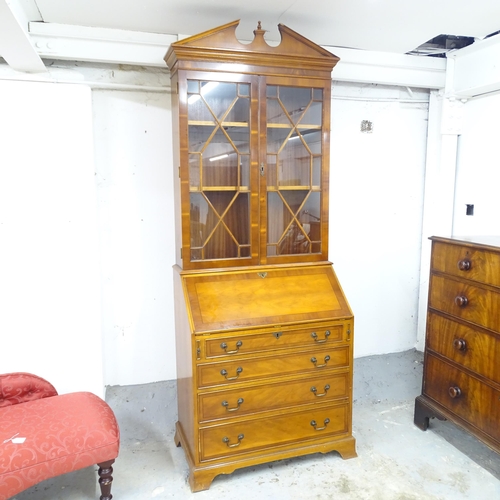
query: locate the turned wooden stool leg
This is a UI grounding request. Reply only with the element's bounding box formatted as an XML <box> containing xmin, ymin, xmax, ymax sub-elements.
<box><xmin>97</xmin><ymin>459</ymin><xmax>115</xmax><ymax>500</ymax></box>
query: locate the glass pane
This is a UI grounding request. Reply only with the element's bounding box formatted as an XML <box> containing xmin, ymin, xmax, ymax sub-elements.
<box><xmin>278</xmin><ymin>138</ymin><xmax>310</xmax><ymax>186</ymax></box>
<box><xmin>224</xmin><ymin>96</ymin><xmax>249</xmax><ymax>125</ymax></box>
<box><xmin>267</xmin><ymin>97</ymin><xmax>290</xmax><ymax>126</ymax></box>
<box><xmin>267</xmin><ymin>154</ymin><xmax>278</xmax><ymax>188</ymax></box>
<box><xmin>267</xmin><ymin>85</ymin><xmax>278</xmax><ymax>98</ymax></box>
<box><xmin>301</xmin><ymin>101</ymin><xmax>322</xmax><ymax>126</ymax></box>
<box><xmin>313</xmin><ymin>88</ymin><xmax>323</xmax><ymax>100</ymax></box>
<box><xmin>189</xmin><ymin>124</ymin><xmax>216</xmax><ymax>153</ymax></box>
<box><xmin>267</xmin><ymin>192</ymin><xmax>293</xmax><ymax>245</ymax></box>
<box><xmin>224</xmin><ymin>193</ymin><xmax>250</xmax><ymax>245</ymax></box>
<box><xmin>205</xmin><ymin>225</ymin><xmax>238</xmax><ymax>259</ymax></box>
<box><xmin>187</xmin><ymin>80</ymin><xmax>199</xmax><ymax>94</ymax></box>
<box><xmin>226</xmin><ymin>125</ymin><xmax>249</xmax><ymax>154</ymax></box>
<box><xmin>239</xmin><ymin>83</ymin><xmax>250</xmax><ymax>97</ymax></box>
<box><xmin>303</xmin><ymin>130</ymin><xmax>322</xmax><ymax>155</ymax></box>
<box><xmin>240</xmin><ymin>155</ymin><xmax>250</xmax><ymax>188</ymax></box>
<box><xmin>203</xmin><ymin>82</ymin><xmax>237</xmax><ymax>120</ymax></box>
<box><xmin>240</xmin><ymin>246</ymin><xmax>251</xmax><ymax>257</ymax></box>
<box><xmin>190</xmin><ymin>193</ymin><xmax>208</xmax><ymax>249</ymax></box>
<box><xmin>189</xmin><ymin>153</ymin><xmax>201</xmax><ymax>189</ymax></box>
<box><xmin>312</xmin><ymin>156</ymin><xmax>321</xmax><ymax>187</ymax></box>
<box><xmin>188</xmin><ymin>94</ymin><xmax>216</xmax><ymax>122</ymax></box>
<box><xmin>278</xmin><ymin>87</ymin><xmax>311</xmax><ymax>125</ymax></box>
<box><xmin>267</xmin><ymin>126</ymin><xmax>292</xmax><ymax>154</ymax></box>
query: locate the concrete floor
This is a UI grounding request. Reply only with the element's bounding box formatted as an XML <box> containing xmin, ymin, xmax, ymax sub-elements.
<box><xmin>11</xmin><ymin>349</ymin><xmax>500</xmax><ymax>499</ymax></box>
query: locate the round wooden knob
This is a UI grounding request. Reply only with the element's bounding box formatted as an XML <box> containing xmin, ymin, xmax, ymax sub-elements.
<box><xmin>454</xmin><ymin>296</ymin><xmax>468</xmax><ymax>307</ymax></box>
<box><xmin>453</xmin><ymin>338</ymin><xmax>467</xmax><ymax>351</ymax></box>
<box><xmin>448</xmin><ymin>386</ymin><xmax>462</xmax><ymax>398</ymax></box>
<box><xmin>457</xmin><ymin>259</ymin><xmax>471</xmax><ymax>271</ymax></box>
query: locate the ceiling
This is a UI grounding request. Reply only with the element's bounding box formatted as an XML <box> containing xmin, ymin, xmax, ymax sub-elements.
<box><xmin>3</xmin><ymin>0</ymin><xmax>500</xmax><ymax>71</ymax></box>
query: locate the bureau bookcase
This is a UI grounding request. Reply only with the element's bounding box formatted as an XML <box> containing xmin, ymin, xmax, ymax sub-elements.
<box><xmin>165</xmin><ymin>20</ymin><xmax>356</xmax><ymax>491</ymax></box>
<box><xmin>415</xmin><ymin>236</ymin><xmax>500</xmax><ymax>455</ymax></box>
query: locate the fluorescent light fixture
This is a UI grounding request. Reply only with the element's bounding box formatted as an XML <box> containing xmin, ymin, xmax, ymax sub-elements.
<box><xmin>188</xmin><ymin>81</ymin><xmax>219</xmax><ymax>104</ymax></box>
<box><xmin>209</xmin><ymin>154</ymin><xmax>229</xmax><ymax>162</ymax></box>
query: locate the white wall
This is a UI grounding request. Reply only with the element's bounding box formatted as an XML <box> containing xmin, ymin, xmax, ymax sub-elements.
<box><xmin>92</xmin><ymin>89</ymin><xmax>176</xmax><ymax>385</ymax></box>
<box><xmin>453</xmin><ymin>93</ymin><xmax>500</xmax><ymax>236</ymax></box>
<box><xmin>329</xmin><ymin>83</ymin><xmax>429</xmax><ymax>358</ymax></box>
<box><xmin>0</xmin><ymin>79</ymin><xmax>103</xmax><ymax>396</ymax></box>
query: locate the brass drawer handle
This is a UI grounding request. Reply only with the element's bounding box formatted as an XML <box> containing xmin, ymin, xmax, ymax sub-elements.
<box><xmin>311</xmin><ymin>384</ymin><xmax>330</xmax><ymax>397</ymax></box>
<box><xmin>220</xmin><ymin>367</ymin><xmax>243</xmax><ymax>380</ymax></box>
<box><xmin>454</xmin><ymin>295</ymin><xmax>468</xmax><ymax>308</ymax></box>
<box><xmin>449</xmin><ymin>386</ymin><xmax>462</xmax><ymax>399</ymax></box>
<box><xmin>223</xmin><ymin>434</ymin><xmax>244</xmax><ymax>448</ymax></box>
<box><xmin>311</xmin><ymin>330</ymin><xmax>331</xmax><ymax>343</ymax></box>
<box><xmin>457</xmin><ymin>259</ymin><xmax>471</xmax><ymax>271</ymax></box>
<box><xmin>220</xmin><ymin>340</ymin><xmax>243</xmax><ymax>354</ymax></box>
<box><xmin>310</xmin><ymin>418</ymin><xmax>330</xmax><ymax>431</ymax></box>
<box><xmin>453</xmin><ymin>338</ymin><xmax>467</xmax><ymax>351</ymax></box>
<box><xmin>222</xmin><ymin>398</ymin><xmax>244</xmax><ymax>412</ymax></box>
<box><xmin>311</xmin><ymin>355</ymin><xmax>330</xmax><ymax>368</ymax></box>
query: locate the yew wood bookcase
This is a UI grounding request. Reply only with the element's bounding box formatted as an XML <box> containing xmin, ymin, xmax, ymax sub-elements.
<box><xmin>165</xmin><ymin>20</ymin><xmax>356</xmax><ymax>492</ymax></box>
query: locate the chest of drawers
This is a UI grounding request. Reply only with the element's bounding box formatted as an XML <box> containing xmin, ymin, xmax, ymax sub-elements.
<box><xmin>414</xmin><ymin>236</ymin><xmax>500</xmax><ymax>453</ymax></box>
<box><xmin>173</xmin><ymin>263</ymin><xmax>357</xmax><ymax>491</ymax></box>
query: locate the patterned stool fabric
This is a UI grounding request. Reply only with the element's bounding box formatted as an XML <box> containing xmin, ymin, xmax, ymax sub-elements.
<box><xmin>0</xmin><ymin>373</ymin><xmax>120</xmax><ymax>500</ymax></box>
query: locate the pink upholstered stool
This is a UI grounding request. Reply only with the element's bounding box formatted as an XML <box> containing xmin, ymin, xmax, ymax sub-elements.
<box><xmin>0</xmin><ymin>373</ymin><xmax>120</xmax><ymax>500</ymax></box>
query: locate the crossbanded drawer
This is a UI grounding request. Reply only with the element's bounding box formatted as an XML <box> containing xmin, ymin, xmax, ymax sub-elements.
<box><xmin>199</xmin><ymin>403</ymin><xmax>349</xmax><ymax>461</ymax></box>
<box><xmin>203</xmin><ymin>324</ymin><xmax>345</xmax><ymax>360</ymax></box>
<box><xmin>198</xmin><ymin>371</ymin><xmax>349</xmax><ymax>422</ymax></box>
<box><xmin>197</xmin><ymin>345</ymin><xmax>349</xmax><ymax>388</ymax></box>
<box><xmin>428</xmin><ymin>274</ymin><xmax>500</xmax><ymax>333</ymax></box>
<box><xmin>423</xmin><ymin>354</ymin><xmax>500</xmax><ymax>442</ymax></box>
<box><xmin>426</xmin><ymin>312</ymin><xmax>500</xmax><ymax>385</ymax></box>
<box><xmin>431</xmin><ymin>240</ymin><xmax>500</xmax><ymax>288</ymax></box>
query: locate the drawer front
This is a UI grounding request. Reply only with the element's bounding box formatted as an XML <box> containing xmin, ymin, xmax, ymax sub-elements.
<box><xmin>429</xmin><ymin>274</ymin><xmax>500</xmax><ymax>332</ymax></box>
<box><xmin>432</xmin><ymin>240</ymin><xmax>500</xmax><ymax>287</ymax></box>
<box><xmin>204</xmin><ymin>324</ymin><xmax>345</xmax><ymax>359</ymax></box>
<box><xmin>197</xmin><ymin>345</ymin><xmax>349</xmax><ymax>388</ymax></box>
<box><xmin>198</xmin><ymin>371</ymin><xmax>349</xmax><ymax>422</ymax></box>
<box><xmin>427</xmin><ymin>312</ymin><xmax>500</xmax><ymax>385</ymax></box>
<box><xmin>423</xmin><ymin>354</ymin><xmax>500</xmax><ymax>442</ymax></box>
<box><xmin>199</xmin><ymin>403</ymin><xmax>349</xmax><ymax>461</ymax></box>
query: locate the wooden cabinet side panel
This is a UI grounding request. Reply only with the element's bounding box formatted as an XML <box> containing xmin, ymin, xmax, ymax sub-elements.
<box><xmin>173</xmin><ymin>267</ymin><xmax>196</xmax><ymax>458</ymax></box>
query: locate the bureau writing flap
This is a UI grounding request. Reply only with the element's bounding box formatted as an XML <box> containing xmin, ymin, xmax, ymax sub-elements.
<box><xmin>179</xmin><ymin>263</ymin><xmax>353</xmax><ymax>333</ymax></box>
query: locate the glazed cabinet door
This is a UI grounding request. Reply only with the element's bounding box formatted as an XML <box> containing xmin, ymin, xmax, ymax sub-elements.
<box><xmin>181</xmin><ymin>73</ymin><xmax>261</xmax><ymax>269</ymax></box>
<box><xmin>261</xmin><ymin>77</ymin><xmax>331</xmax><ymax>265</ymax></box>
<box><xmin>178</xmin><ymin>73</ymin><xmax>331</xmax><ymax>269</ymax></box>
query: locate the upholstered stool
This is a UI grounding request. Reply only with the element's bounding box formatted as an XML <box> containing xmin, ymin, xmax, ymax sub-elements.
<box><xmin>0</xmin><ymin>373</ymin><xmax>120</xmax><ymax>500</ymax></box>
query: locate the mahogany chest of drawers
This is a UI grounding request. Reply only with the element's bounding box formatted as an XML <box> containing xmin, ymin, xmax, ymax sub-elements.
<box><xmin>414</xmin><ymin>236</ymin><xmax>500</xmax><ymax>454</ymax></box>
<box><xmin>173</xmin><ymin>262</ymin><xmax>357</xmax><ymax>491</ymax></box>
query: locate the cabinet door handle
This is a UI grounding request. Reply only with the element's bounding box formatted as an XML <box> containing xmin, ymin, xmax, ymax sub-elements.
<box><xmin>222</xmin><ymin>398</ymin><xmax>244</xmax><ymax>412</ymax></box>
<box><xmin>311</xmin><ymin>330</ymin><xmax>330</xmax><ymax>343</ymax></box>
<box><xmin>448</xmin><ymin>386</ymin><xmax>462</xmax><ymax>399</ymax></box>
<box><xmin>220</xmin><ymin>340</ymin><xmax>243</xmax><ymax>354</ymax></box>
<box><xmin>223</xmin><ymin>434</ymin><xmax>244</xmax><ymax>448</ymax></box>
<box><xmin>220</xmin><ymin>367</ymin><xmax>243</xmax><ymax>380</ymax></box>
<box><xmin>310</xmin><ymin>418</ymin><xmax>330</xmax><ymax>431</ymax></box>
<box><xmin>311</xmin><ymin>384</ymin><xmax>330</xmax><ymax>397</ymax></box>
<box><xmin>457</xmin><ymin>259</ymin><xmax>471</xmax><ymax>271</ymax></box>
<box><xmin>310</xmin><ymin>355</ymin><xmax>330</xmax><ymax>368</ymax></box>
<box><xmin>454</xmin><ymin>295</ymin><xmax>468</xmax><ymax>307</ymax></box>
<box><xmin>453</xmin><ymin>338</ymin><xmax>467</xmax><ymax>351</ymax></box>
